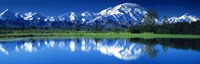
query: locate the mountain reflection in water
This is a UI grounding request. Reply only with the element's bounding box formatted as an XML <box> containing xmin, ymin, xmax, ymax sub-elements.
<box><xmin>0</xmin><ymin>38</ymin><xmax>145</xmax><ymax>60</ymax></box>
<box><xmin>0</xmin><ymin>38</ymin><xmax>200</xmax><ymax>61</ymax></box>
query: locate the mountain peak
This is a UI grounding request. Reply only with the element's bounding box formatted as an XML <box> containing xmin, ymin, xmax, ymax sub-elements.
<box><xmin>99</xmin><ymin>2</ymin><xmax>147</xmax><ymax>25</ymax></box>
<box><xmin>24</xmin><ymin>12</ymin><xmax>35</xmax><ymax>20</ymax></box>
<box><xmin>118</xmin><ymin>3</ymin><xmax>139</xmax><ymax>7</ymax></box>
<box><xmin>183</xmin><ymin>13</ymin><xmax>190</xmax><ymax>15</ymax></box>
<box><xmin>112</xmin><ymin>3</ymin><xmax>139</xmax><ymax>10</ymax></box>
<box><xmin>81</xmin><ymin>11</ymin><xmax>91</xmax><ymax>16</ymax></box>
<box><xmin>180</xmin><ymin>13</ymin><xmax>199</xmax><ymax>21</ymax></box>
<box><xmin>3</xmin><ymin>9</ymin><xmax>10</xmax><ymax>12</ymax></box>
<box><xmin>69</xmin><ymin>12</ymin><xmax>76</xmax><ymax>21</ymax></box>
<box><xmin>15</xmin><ymin>12</ymin><xmax>24</xmax><ymax>18</ymax></box>
<box><xmin>0</xmin><ymin>9</ymin><xmax>16</xmax><ymax>20</ymax></box>
<box><xmin>23</xmin><ymin>12</ymin><xmax>46</xmax><ymax>20</ymax></box>
<box><xmin>81</xmin><ymin>11</ymin><xmax>98</xmax><ymax>17</ymax></box>
<box><xmin>58</xmin><ymin>12</ymin><xmax>80</xmax><ymax>22</ymax></box>
<box><xmin>45</xmin><ymin>16</ymin><xmax>56</xmax><ymax>21</ymax></box>
<box><xmin>99</xmin><ymin>3</ymin><xmax>142</xmax><ymax>16</ymax></box>
<box><xmin>168</xmin><ymin>13</ymin><xmax>199</xmax><ymax>23</ymax></box>
<box><xmin>180</xmin><ymin>13</ymin><xmax>191</xmax><ymax>18</ymax></box>
<box><xmin>0</xmin><ymin>9</ymin><xmax>13</xmax><ymax>15</ymax></box>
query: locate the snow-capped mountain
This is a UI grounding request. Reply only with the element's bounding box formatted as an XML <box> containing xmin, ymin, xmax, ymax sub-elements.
<box><xmin>81</xmin><ymin>11</ymin><xmax>99</xmax><ymax>23</ymax></box>
<box><xmin>99</xmin><ymin>3</ymin><xmax>147</xmax><ymax>22</ymax></box>
<box><xmin>15</xmin><ymin>12</ymin><xmax>24</xmax><ymax>19</ymax></box>
<box><xmin>45</xmin><ymin>16</ymin><xmax>56</xmax><ymax>22</ymax></box>
<box><xmin>168</xmin><ymin>13</ymin><xmax>199</xmax><ymax>23</ymax></box>
<box><xmin>85</xmin><ymin>3</ymin><xmax>148</xmax><ymax>28</ymax></box>
<box><xmin>58</xmin><ymin>12</ymin><xmax>81</xmax><ymax>22</ymax></box>
<box><xmin>92</xmin><ymin>3</ymin><xmax>147</xmax><ymax>27</ymax></box>
<box><xmin>0</xmin><ymin>9</ymin><xmax>47</xmax><ymax>21</ymax></box>
<box><xmin>23</xmin><ymin>12</ymin><xmax>46</xmax><ymax>21</ymax></box>
<box><xmin>0</xmin><ymin>9</ymin><xmax>17</xmax><ymax>20</ymax></box>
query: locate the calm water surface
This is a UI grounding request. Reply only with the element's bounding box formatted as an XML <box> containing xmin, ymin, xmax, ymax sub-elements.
<box><xmin>0</xmin><ymin>37</ymin><xmax>200</xmax><ymax>64</ymax></box>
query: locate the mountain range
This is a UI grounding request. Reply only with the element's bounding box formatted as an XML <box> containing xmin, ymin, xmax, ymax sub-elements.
<box><xmin>0</xmin><ymin>3</ymin><xmax>199</xmax><ymax>29</ymax></box>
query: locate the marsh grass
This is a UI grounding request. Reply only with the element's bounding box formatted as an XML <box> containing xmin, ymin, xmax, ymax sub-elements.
<box><xmin>0</xmin><ymin>30</ymin><xmax>200</xmax><ymax>38</ymax></box>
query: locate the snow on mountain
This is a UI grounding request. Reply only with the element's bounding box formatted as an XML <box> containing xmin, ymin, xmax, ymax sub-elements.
<box><xmin>69</xmin><ymin>12</ymin><xmax>76</xmax><ymax>21</ymax></box>
<box><xmin>0</xmin><ymin>9</ymin><xmax>17</xmax><ymax>20</ymax></box>
<box><xmin>45</xmin><ymin>16</ymin><xmax>56</xmax><ymax>22</ymax></box>
<box><xmin>99</xmin><ymin>3</ymin><xmax>147</xmax><ymax>22</ymax></box>
<box><xmin>168</xmin><ymin>13</ymin><xmax>199</xmax><ymax>23</ymax></box>
<box><xmin>0</xmin><ymin>3</ymin><xmax>199</xmax><ymax>29</ymax></box>
<box><xmin>80</xmin><ymin>11</ymin><xmax>99</xmax><ymax>23</ymax></box>
<box><xmin>15</xmin><ymin>12</ymin><xmax>24</xmax><ymax>19</ymax></box>
<box><xmin>23</xmin><ymin>12</ymin><xmax>35</xmax><ymax>20</ymax></box>
<box><xmin>23</xmin><ymin>12</ymin><xmax>46</xmax><ymax>21</ymax></box>
<box><xmin>85</xmin><ymin>3</ymin><xmax>149</xmax><ymax>28</ymax></box>
<box><xmin>0</xmin><ymin>9</ymin><xmax>27</xmax><ymax>28</ymax></box>
<box><xmin>58</xmin><ymin>12</ymin><xmax>80</xmax><ymax>22</ymax></box>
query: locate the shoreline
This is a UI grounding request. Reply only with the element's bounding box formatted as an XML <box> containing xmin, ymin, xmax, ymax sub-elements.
<box><xmin>0</xmin><ymin>33</ymin><xmax>200</xmax><ymax>39</ymax></box>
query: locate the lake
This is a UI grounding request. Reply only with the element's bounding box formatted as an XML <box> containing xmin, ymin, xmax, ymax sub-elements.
<box><xmin>0</xmin><ymin>37</ymin><xmax>200</xmax><ymax>64</ymax></box>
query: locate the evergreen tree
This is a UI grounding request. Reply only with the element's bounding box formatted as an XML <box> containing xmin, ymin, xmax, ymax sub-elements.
<box><xmin>142</xmin><ymin>10</ymin><xmax>158</xmax><ymax>25</ymax></box>
<box><xmin>162</xmin><ymin>16</ymin><xmax>169</xmax><ymax>24</ymax></box>
<box><xmin>75</xmin><ymin>24</ymin><xmax>80</xmax><ymax>31</ymax></box>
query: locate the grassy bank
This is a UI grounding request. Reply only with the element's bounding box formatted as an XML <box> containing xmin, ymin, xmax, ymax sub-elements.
<box><xmin>0</xmin><ymin>32</ymin><xmax>200</xmax><ymax>38</ymax></box>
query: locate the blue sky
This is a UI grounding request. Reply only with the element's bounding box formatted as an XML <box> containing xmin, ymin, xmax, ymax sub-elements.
<box><xmin>0</xmin><ymin>0</ymin><xmax>200</xmax><ymax>18</ymax></box>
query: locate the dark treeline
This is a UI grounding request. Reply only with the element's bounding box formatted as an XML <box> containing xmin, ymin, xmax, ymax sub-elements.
<box><xmin>128</xmin><ymin>20</ymin><xmax>200</xmax><ymax>34</ymax></box>
<box><xmin>0</xmin><ymin>19</ymin><xmax>125</xmax><ymax>32</ymax></box>
<box><xmin>129</xmin><ymin>38</ymin><xmax>200</xmax><ymax>51</ymax></box>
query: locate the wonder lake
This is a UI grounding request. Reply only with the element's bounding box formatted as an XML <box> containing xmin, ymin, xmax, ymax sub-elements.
<box><xmin>0</xmin><ymin>37</ymin><xmax>200</xmax><ymax>64</ymax></box>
